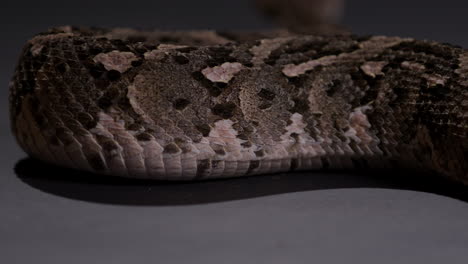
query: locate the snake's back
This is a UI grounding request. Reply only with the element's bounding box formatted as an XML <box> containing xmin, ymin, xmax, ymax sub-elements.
<box><xmin>9</xmin><ymin>26</ymin><xmax>468</xmax><ymax>182</ymax></box>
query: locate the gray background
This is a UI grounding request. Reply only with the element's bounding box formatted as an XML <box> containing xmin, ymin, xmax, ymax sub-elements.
<box><xmin>1</xmin><ymin>0</ymin><xmax>468</xmax><ymax>263</ymax></box>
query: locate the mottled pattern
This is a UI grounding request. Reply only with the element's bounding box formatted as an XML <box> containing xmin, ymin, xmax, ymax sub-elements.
<box><xmin>9</xmin><ymin>26</ymin><xmax>468</xmax><ymax>184</ymax></box>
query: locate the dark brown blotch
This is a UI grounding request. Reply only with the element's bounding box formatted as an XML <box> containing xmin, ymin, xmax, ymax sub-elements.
<box><xmin>110</xmin><ymin>39</ymin><xmax>131</xmax><ymax>52</ymax></box>
<box><xmin>246</xmin><ymin>160</ymin><xmax>260</xmax><ymax>174</ymax></box>
<box><xmin>241</xmin><ymin>141</ymin><xmax>252</xmax><ymax>148</ymax></box>
<box><xmin>107</xmin><ymin>70</ymin><xmax>121</xmax><ymax>81</ymax></box>
<box><xmin>209</xmin><ymin>83</ymin><xmax>226</xmax><ymax>97</ymax></box>
<box><xmin>106</xmin><ymin>86</ymin><xmax>121</xmax><ymax>99</ymax></box>
<box><xmin>33</xmin><ymin>112</ymin><xmax>46</xmax><ymax>128</ymax></box>
<box><xmin>392</xmin><ymin>41</ymin><xmax>459</xmax><ymax>61</ymax></box>
<box><xmin>96</xmin><ymin>36</ymin><xmax>109</xmax><ymax>42</ymax></box>
<box><xmin>212</xmin><ymin>102</ymin><xmax>236</xmax><ymax>119</ymax></box>
<box><xmin>191</xmin><ymin>71</ymin><xmax>205</xmax><ymax>81</ymax></box>
<box><xmin>254</xmin><ymin>149</ymin><xmax>265</xmax><ymax>157</ymax></box>
<box><xmin>326</xmin><ymin>79</ymin><xmax>342</xmax><ymax>97</ymax></box>
<box><xmin>191</xmin><ymin>71</ymin><xmax>225</xmax><ymax>97</ymax></box>
<box><xmin>173</xmin><ymin>98</ymin><xmax>191</xmax><ymax>110</ymax></box>
<box><xmin>195</xmin><ymin>124</ymin><xmax>211</xmax><ymax>137</ymax></box>
<box><xmin>211</xmin><ymin>160</ymin><xmax>222</xmax><ymax>169</ymax></box>
<box><xmin>196</xmin><ymin>159</ymin><xmax>211</xmax><ymax>178</ymax></box>
<box><xmin>428</xmin><ymin>84</ymin><xmax>450</xmax><ymax>100</ymax></box>
<box><xmin>287</xmin><ymin>75</ymin><xmax>308</xmax><ymax>87</ymax></box>
<box><xmin>214</xmin><ymin>148</ymin><xmax>226</xmax><ymax>156</ymax></box>
<box><xmin>257</xmin><ymin>89</ymin><xmax>276</xmax><ymax>100</ymax></box>
<box><xmin>94</xmin><ymin>79</ymin><xmax>111</xmax><ymax>89</ymax></box>
<box><xmin>173</xmin><ymin>55</ymin><xmax>190</xmax><ymax>65</ymax></box>
<box><xmin>214</xmin><ymin>82</ymin><xmax>227</xmax><ymax>89</ymax></box>
<box><xmin>290</xmin><ymin>133</ymin><xmax>299</xmax><ymax>140</ymax></box>
<box><xmin>264</xmin><ymin>45</ymin><xmax>285</xmax><ymax>65</ymax></box>
<box><xmin>206</xmin><ymin>46</ymin><xmax>236</xmax><ymax>66</ymax></box>
<box><xmin>89</xmin><ymin>46</ymin><xmax>103</xmax><ymax>55</ymax></box>
<box><xmin>89</xmin><ymin>64</ymin><xmax>105</xmax><ymax>78</ymax></box>
<box><xmin>163</xmin><ymin>143</ymin><xmax>181</xmax><ymax>154</ymax></box>
<box><xmin>127</xmin><ymin>123</ymin><xmax>143</xmax><ymax>131</ymax></box>
<box><xmin>237</xmin><ymin>133</ymin><xmax>249</xmax><ymax>140</ymax></box>
<box><xmin>136</xmin><ymin>132</ymin><xmax>153</xmax><ymax>141</ymax></box>
<box><xmin>177</xmin><ymin>47</ymin><xmax>198</xmax><ymax>53</ymax></box>
<box><xmin>97</xmin><ymin>96</ymin><xmax>113</xmax><ymax>109</ymax></box>
<box><xmin>101</xmin><ymin>140</ymin><xmax>119</xmax><ymax>152</ymax></box>
<box><xmin>55</xmin><ymin>63</ymin><xmax>68</xmax><ymax>74</ymax></box>
<box><xmin>320</xmin><ymin>43</ymin><xmax>360</xmax><ymax>57</ymax></box>
<box><xmin>131</xmin><ymin>59</ymin><xmax>143</xmax><ymax>67</ymax></box>
<box><xmin>289</xmin><ymin>98</ymin><xmax>310</xmax><ymax>114</ymax></box>
<box><xmin>174</xmin><ymin>138</ymin><xmax>192</xmax><ymax>153</ymax></box>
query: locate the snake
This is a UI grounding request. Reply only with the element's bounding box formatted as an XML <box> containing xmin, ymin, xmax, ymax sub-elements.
<box><xmin>8</xmin><ymin>1</ymin><xmax>468</xmax><ymax>184</ymax></box>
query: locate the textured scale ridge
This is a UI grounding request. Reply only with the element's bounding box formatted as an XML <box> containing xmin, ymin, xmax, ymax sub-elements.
<box><xmin>9</xmin><ymin>26</ymin><xmax>468</xmax><ymax>183</ymax></box>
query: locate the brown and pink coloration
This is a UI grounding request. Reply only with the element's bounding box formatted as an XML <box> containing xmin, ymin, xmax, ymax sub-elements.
<box><xmin>8</xmin><ymin>26</ymin><xmax>468</xmax><ymax>184</ymax></box>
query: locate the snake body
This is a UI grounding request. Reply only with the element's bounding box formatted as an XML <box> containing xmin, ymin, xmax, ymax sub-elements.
<box><xmin>9</xmin><ymin>26</ymin><xmax>468</xmax><ymax>183</ymax></box>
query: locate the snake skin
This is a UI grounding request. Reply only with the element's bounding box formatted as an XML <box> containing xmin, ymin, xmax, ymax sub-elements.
<box><xmin>9</xmin><ymin>26</ymin><xmax>468</xmax><ymax>183</ymax></box>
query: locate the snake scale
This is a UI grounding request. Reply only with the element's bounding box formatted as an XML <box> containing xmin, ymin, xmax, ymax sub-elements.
<box><xmin>8</xmin><ymin>6</ymin><xmax>468</xmax><ymax>184</ymax></box>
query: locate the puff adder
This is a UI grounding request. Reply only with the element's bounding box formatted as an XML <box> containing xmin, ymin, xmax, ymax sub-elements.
<box><xmin>9</xmin><ymin>26</ymin><xmax>468</xmax><ymax>183</ymax></box>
